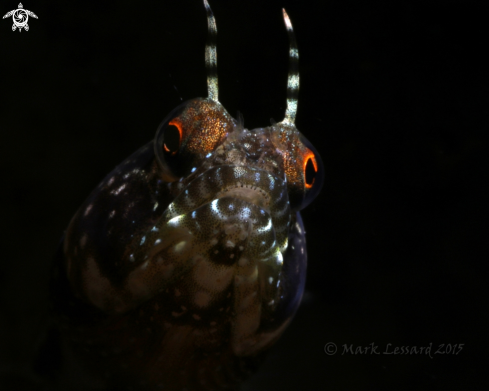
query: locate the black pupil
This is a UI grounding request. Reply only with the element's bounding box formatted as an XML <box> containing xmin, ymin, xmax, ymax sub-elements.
<box><xmin>164</xmin><ymin>124</ymin><xmax>180</xmax><ymax>154</ymax></box>
<box><xmin>305</xmin><ymin>157</ymin><xmax>316</xmax><ymax>186</ymax></box>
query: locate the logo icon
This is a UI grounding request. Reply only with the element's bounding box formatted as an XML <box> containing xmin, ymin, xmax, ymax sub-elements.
<box><xmin>3</xmin><ymin>3</ymin><xmax>38</xmax><ymax>32</ymax></box>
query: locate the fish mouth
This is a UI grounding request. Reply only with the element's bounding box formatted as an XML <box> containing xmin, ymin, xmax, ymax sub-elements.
<box><xmin>215</xmin><ymin>182</ymin><xmax>271</xmax><ymax>212</ymax></box>
<box><xmin>165</xmin><ymin>164</ymin><xmax>288</xmax><ymax>227</ymax></box>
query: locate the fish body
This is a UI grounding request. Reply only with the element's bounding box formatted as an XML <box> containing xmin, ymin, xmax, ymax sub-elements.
<box><xmin>51</xmin><ymin>3</ymin><xmax>323</xmax><ymax>390</ymax></box>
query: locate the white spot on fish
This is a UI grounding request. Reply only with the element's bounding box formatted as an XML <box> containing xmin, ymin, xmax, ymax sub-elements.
<box><xmin>111</xmin><ymin>184</ymin><xmax>127</xmax><ymax>195</ymax></box>
<box><xmin>168</xmin><ymin>215</ymin><xmax>184</xmax><ymax>227</ymax></box>
<box><xmin>211</xmin><ymin>199</ymin><xmax>219</xmax><ymax>215</ymax></box>
<box><xmin>84</xmin><ymin>204</ymin><xmax>93</xmax><ymax>216</ymax></box>
<box><xmin>174</xmin><ymin>241</ymin><xmax>187</xmax><ymax>253</ymax></box>
<box><xmin>241</xmin><ymin>207</ymin><xmax>251</xmax><ymax>219</ymax></box>
<box><xmin>275</xmin><ymin>251</ymin><xmax>283</xmax><ymax>265</ymax></box>
<box><xmin>296</xmin><ymin>222</ymin><xmax>302</xmax><ymax>234</ymax></box>
<box><xmin>257</xmin><ymin>218</ymin><xmax>272</xmax><ymax>233</ymax></box>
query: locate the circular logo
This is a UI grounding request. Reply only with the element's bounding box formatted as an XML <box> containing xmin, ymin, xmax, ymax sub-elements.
<box><xmin>324</xmin><ymin>342</ymin><xmax>337</xmax><ymax>355</ymax></box>
<box><xmin>13</xmin><ymin>9</ymin><xmax>28</xmax><ymax>28</ymax></box>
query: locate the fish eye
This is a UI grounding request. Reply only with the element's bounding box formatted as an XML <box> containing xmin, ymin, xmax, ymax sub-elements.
<box><xmin>304</xmin><ymin>152</ymin><xmax>318</xmax><ymax>189</ymax></box>
<box><xmin>162</xmin><ymin>120</ymin><xmax>182</xmax><ymax>156</ymax></box>
<box><xmin>298</xmin><ymin>134</ymin><xmax>324</xmax><ymax>210</ymax></box>
<box><xmin>154</xmin><ymin>98</ymin><xmax>231</xmax><ymax>182</ymax></box>
<box><xmin>154</xmin><ymin>101</ymin><xmax>193</xmax><ymax>182</ymax></box>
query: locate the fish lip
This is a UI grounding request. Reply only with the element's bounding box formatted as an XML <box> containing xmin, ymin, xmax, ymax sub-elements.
<box><xmin>180</xmin><ymin>164</ymin><xmax>285</xmax><ymax>215</ymax></box>
<box><xmin>215</xmin><ymin>182</ymin><xmax>271</xmax><ymax>212</ymax></box>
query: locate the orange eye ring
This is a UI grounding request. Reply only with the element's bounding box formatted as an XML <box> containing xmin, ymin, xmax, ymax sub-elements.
<box><xmin>163</xmin><ymin>119</ymin><xmax>184</xmax><ymax>156</ymax></box>
<box><xmin>303</xmin><ymin>150</ymin><xmax>318</xmax><ymax>189</ymax></box>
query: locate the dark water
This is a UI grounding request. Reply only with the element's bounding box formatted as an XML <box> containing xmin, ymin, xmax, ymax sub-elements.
<box><xmin>1</xmin><ymin>0</ymin><xmax>487</xmax><ymax>390</ymax></box>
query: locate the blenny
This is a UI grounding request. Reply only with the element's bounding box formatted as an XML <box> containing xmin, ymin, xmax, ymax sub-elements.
<box><xmin>50</xmin><ymin>1</ymin><xmax>323</xmax><ymax>390</ymax></box>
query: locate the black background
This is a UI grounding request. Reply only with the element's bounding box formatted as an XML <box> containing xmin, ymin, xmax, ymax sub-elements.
<box><xmin>0</xmin><ymin>0</ymin><xmax>487</xmax><ymax>390</ymax></box>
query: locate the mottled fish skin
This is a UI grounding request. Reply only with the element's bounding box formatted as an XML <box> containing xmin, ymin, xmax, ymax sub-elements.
<box><xmin>51</xmin><ymin>5</ymin><xmax>323</xmax><ymax>391</ymax></box>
